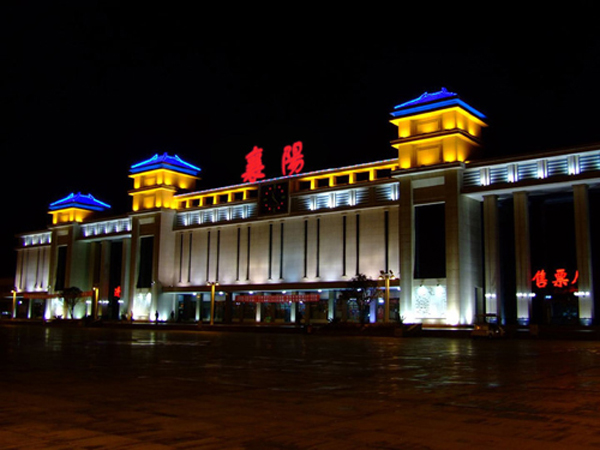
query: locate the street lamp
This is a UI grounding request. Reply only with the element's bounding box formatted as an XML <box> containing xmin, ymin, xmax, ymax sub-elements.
<box><xmin>92</xmin><ymin>287</ymin><xmax>99</xmax><ymax>320</ymax></box>
<box><xmin>207</xmin><ymin>281</ymin><xmax>219</xmax><ymax>325</ymax></box>
<box><xmin>11</xmin><ymin>289</ymin><xmax>17</xmax><ymax>319</ymax></box>
<box><xmin>379</xmin><ymin>270</ymin><xmax>396</xmax><ymax>323</ymax></box>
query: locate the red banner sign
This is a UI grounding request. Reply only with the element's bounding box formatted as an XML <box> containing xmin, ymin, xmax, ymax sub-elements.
<box><xmin>235</xmin><ymin>294</ymin><xmax>320</xmax><ymax>303</ymax></box>
<box><xmin>23</xmin><ymin>293</ymin><xmax>58</xmax><ymax>300</ymax></box>
<box><xmin>23</xmin><ymin>291</ymin><xmax>94</xmax><ymax>299</ymax></box>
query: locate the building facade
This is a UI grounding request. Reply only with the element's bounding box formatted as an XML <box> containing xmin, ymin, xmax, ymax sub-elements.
<box><xmin>12</xmin><ymin>89</ymin><xmax>600</xmax><ymax>327</ymax></box>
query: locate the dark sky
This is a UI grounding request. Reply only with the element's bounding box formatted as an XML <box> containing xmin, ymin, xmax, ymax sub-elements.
<box><xmin>2</xmin><ymin>4</ymin><xmax>600</xmax><ymax>279</ymax></box>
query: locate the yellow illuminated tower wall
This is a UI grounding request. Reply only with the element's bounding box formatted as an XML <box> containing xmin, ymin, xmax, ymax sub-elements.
<box><xmin>129</xmin><ymin>153</ymin><xmax>201</xmax><ymax>211</ymax></box>
<box><xmin>389</xmin><ymin>88</ymin><xmax>487</xmax><ymax>169</ymax></box>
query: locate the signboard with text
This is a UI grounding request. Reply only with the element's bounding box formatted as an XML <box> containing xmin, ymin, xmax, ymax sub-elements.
<box><xmin>235</xmin><ymin>294</ymin><xmax>320</xmax><ymax>303</ymax></box>
<box><xmin>23</xmin><ymin>291</ymin><xmax>94</xmax><ymax>299</ymax></box>
<box><xmin>532</xmin><ymin>268</ymin><xmax>578</xmax><ymax>290</ymax></box>
<box><xmin>241</xmin><ymin>141</ymin><xmax>304</xmax><ymax>182</ymax></box>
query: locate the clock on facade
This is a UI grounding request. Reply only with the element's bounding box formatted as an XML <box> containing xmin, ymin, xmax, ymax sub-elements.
<box><xmin>259</xmin><ymin>182</ymin><xmax>289</xmax><ymax>215</ymax></box>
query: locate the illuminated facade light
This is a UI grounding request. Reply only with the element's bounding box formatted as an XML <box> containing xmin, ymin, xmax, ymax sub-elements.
<box><xmin>574</xmin><ymin>291</ymin><xmax>591</xmax><ymax>297</ymax></box>
<box><xmin>48</xmin><ymin>193</ymin><xmax>111</xmax><ymax>224</ymax></box>
<box><xmin>507</xmin><ymin>164</ymin><xmax>518</xmax><ymax>183</ymax></box>
<box><xmin>480</xmin><ymin>168</ymin><xmax>491</xmax><ymax>186</ymax></box>
<box><xmin>22</xmin><ymin>232</ymin><xmax>52</xmax><ymax>247</ymax></box>
<box><xmin>537</xmin><ymin>160</ymin><xmax>548</xmax><ymax>179</ymax></box>
<box><xmin>390</xmin><ymin>88</ymin><xmax>487</xmax><ymax>170</ymax></box>
<box><xmin>390</xmin><ymin>184</ymin><xmax>399</xmax><ymax>201</ymax></box>
<box><xmin>130</xmin><ymin>153</ymin><xmax>201</xmax><ymax>176</ymax></box>
<box><xmin>348</xmin><ymin>190</ymin><xmax>356</xmax><ymax>206</ymax></box>
<box><xmin>568</xmin><ymin>155</ymin><xmax>581</xmax><ymax>175</ymax></box>
<box><xmin>391</xmin><ymin>87</ymin><xmax>486</xmax><ymax>120</ymax></box>
<box><xmin>49</xmin><ymin>192</ymin><xmax>111</xmax><ymax>211</ymax></box>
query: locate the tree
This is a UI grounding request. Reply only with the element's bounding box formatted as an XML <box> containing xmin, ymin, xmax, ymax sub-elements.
<box><xmin>61</xmin><ymin>286</ymin><xmax>83</xmax><ymax>319</ymax></box>
<box><xmin>341</xmin><ymin>273</ymin><xmax>381</xmax><ymax>324</ymax></box>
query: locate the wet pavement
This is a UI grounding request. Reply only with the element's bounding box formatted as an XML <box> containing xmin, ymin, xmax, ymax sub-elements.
<box><xmin>1</xmin><ymin>324</ymin><xmax>600</xmax><ymax>449</ymax></box>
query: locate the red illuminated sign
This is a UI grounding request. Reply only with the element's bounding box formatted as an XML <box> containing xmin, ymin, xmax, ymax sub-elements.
<box><xmin>241</xmin><ymin>141</ymin><xmax>305</xmax><ymax>181</ymax></box>
<box><xmin>531</xmin><ymin>270</ymin><xmax>548</xmax><ymax>288</ymax></box>
<box><xmin>241</xmin><ymin>146</ymin><xmax>266</xmax><ymax>183</ymax></box>
<box><xmin>23</xmin><ymin>291</ymin><xmax>94</xmax><ymax>299</ymax></box>
<box><xmin>281</xmin><ymin>141</ymin><xmax>304</xmax><ymax>176</ymax></box>
<box><xmin>532</xmin><ymin>268</ymin><xmax>579</xmax><ymax>289</ymax></box>
<box><xmin>236</xmin><ymin>294</ymin><xmax>320</xmax><ymax>303</ymax></box>
<box><xmin>552</xmin><ymin>269</ymin><xmax>569</xmax><ymax>288</ymax></box>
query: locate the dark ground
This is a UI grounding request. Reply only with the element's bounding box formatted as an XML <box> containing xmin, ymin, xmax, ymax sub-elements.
<box><xmin>1</xmin><ymin>324</ymin><xmax>600</xmax><ymax>449</ymax></box>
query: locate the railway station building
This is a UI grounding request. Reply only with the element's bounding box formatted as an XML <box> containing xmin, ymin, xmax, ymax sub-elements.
<box><xmin>11</xmin><ymin>89</ymin><xmax>600</xmax><ymax>327</ymax></box>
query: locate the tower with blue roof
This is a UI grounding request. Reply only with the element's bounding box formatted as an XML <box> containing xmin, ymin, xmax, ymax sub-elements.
<box><xmin>129</xmin><ymin>153</ymin><xmax>201</xmax><ymax>211</ymax></box>
<box><xmin>48</xmin><ymin>192</ymin><xmax>111</xmax><ymax>225</ymax></box>
<box><xmin>389</xmin><ymin>88</ymin><xmax>487</xmax><ymax>169</ymax></box>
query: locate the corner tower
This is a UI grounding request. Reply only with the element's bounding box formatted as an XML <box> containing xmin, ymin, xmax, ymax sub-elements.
<box><xmin>129</xmin><ymin>153</ymin><xmax>201</xmax><ymax>211</ymax></box>
<box><xmin>391</xmin><ymin>89</ymin><xmax>487</xmax><ymax>326</ymax></box>
<box><xmin>48</xmin><ymin>192</ymin><xmax>111</xmax><ymax>225</ymax></box>
<box><xmin>389</xmin><ymin>88</ymin><xmax>487</xmax><ymax>169</ymax></box>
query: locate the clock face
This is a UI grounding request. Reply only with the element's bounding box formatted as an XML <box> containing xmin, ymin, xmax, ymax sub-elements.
<box><xmin>259</xmin><ymin>182</ymin><xmax>289</xmax><ymax>215</ymax></box>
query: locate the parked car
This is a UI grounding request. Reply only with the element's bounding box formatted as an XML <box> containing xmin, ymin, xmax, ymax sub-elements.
<box><xmin>472</xmin><ymin>314</ymin><xmax>505</xmax><ymax>338</ymax></box>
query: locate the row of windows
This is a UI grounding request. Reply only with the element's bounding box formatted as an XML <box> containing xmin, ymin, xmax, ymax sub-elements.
<box><xmin>292</xmin><ymin>184</ymin><xmax>398</xmax><ymax>212</ymax></box>
<box><xmin>81</xmin><ymin>219</ymin><xmax>132</xmax><ymax>237</ymax></box>
<box><xmin>177</xmin><ymin>204</ymin><xmax>257</xmax><ymax>227</ymax></box>
<box><xmin>22</xmin><ymin>232</ymin><xmax>52</xmax><ymax>247</ymax></box>
<box><xmin>464</xmin><ymin>152</ymin><xmax>600</xmax><ymax>187</ymax></box>
<box><xmin>296</xmin><ymin>167</ymin><xmax>395</xmax><ymax>190</ymax></box>
<box><xmin>179</xmin><ymin>190</ymin><xmax>258</xmax><ymax>209</ymax></box>
<box><xmin>175</xmin><ymin>183</ymin><xmax>400</xmax><ymax>228</ymax></box>
<box><xmin>175</xmin><ymin>163</ymin><xmax>398</xmax><ymax>210</ymax></box>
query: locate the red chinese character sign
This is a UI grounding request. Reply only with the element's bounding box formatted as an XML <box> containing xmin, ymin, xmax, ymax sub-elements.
<box><xmin>531</xmin><ymin>270</ymin><xmax>548</xmax><ymax>289</ymax></box>
<box><xmin>281</xmin><ymin>141</ymin><xmax>304</xmax><ymax>176</ymax></box>
<box><xmin>552</xmin><ymin>269</ymin><xmax>570</xmax><ymax>288</ymax></box>
<box><xmin>241</xmin><ymin>141</ymin><xmax>304</xmax><ymax>181</ymax></box>
<box><xmin>532</xmin><ymin>268</ymin><xmax>578</xmax><ymax>290</ymax></box>
<box><xmin>241</xmin><ymin>146</ymin><xmax>266</xmax><ymax>183</ymax></box>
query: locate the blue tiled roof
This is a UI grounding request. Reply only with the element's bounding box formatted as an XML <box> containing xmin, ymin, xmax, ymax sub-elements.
<box><xmin>394</xmin><ymin>87</ymin><xmax>458</xmax><ymax>110</ymax></box>
<box><xmin>130</xmin><ymin>153</ymin><xmax>201</xmax><ymax>176</ymax></box>
<box><xmin>49</xmin><ymin>193</ymin><xmax>111</xmax><ymax>211</ymax></box>
<box><xmin>391</xmin><ymin>88</ymin><xmax>486</xmax><ymax>120</ymax></box>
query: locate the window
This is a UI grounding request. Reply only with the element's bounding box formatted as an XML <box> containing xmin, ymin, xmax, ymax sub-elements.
<box><xmin>137</xmin><ymin>237</ymin><xmax>154</xmax><ymax>288</ymax></box>
<box><xmin>414</xmin><ymin>204</ymin><xmax>445</xmax><ymax>279</ymax></box>
<box><xmin>335</xmin><ymin>174</ymin><xmax>350</xmax><ymax>185</ymax></box>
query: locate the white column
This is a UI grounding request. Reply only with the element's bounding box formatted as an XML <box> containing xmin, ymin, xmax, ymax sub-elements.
<box><xmin>573</xmin><ymin>184</ymin><xmax>594</xmax><ymax>324</ymax></box>
<box><xmin>195</xmin><ymin>293</ymin><xmax>201</xmax><ymax>321</ymax></box>
<box><xmin>445</xmin><ymin>170</ymin><xmax>461</xmax><ymax>324</ymax></box>
<box><xmin>398</xmin><ymin>179</ymin><xmax>413</xmax><ymax>322</ymax></box>
<box><xmin>513</xmin><ymin>192</ymin><xmax>532</xmax><ymax>323</ymax></box>
<box><xmin>255</xmin><ymin>302</ymin><xmax>261</xmax><ymax>323</ymax></box>
<box><xmin>483</xmin><ymin>195</ymin><xmax>501</xmax><ymax>320</ymax></box>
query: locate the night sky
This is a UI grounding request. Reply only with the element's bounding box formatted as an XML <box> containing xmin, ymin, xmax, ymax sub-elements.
<box><xmin>2</xmin><ymin>4</ymin><xmax>600</xmax><ymax>279</ymax></box>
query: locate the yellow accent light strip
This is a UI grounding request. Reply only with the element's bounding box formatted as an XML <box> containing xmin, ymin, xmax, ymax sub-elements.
<box><xmin>389</xmin><ymin>106</ymin><xmax>488</xmax><ymax>128</ymax></box>
<box><xmin>129</xmin><ymin>168</ymin><xmax>199</xmax><ymax>180</ymax></box>
<box><xmin>390</xmin><ymin>131</ymin><xmax>480</xmax><ymax>149</ymax></box>
<box><xmin>175</xmin><ymin>186</ymin><xmax>258</xmax><ymax>210</ymax></box>
<box><xmin>49</xmin><ymin>207</ymin><xmax>92</xmax><ymax>224</ymax></box>
<box><xmin>296</xmin><ymin>162</ymin><xmax>399</xmax><ymax>189</ymax></box>
<box><xmin>128</xmin><ymin>186</ymin><xmax>178</xmax><ymax>196</ymax></box>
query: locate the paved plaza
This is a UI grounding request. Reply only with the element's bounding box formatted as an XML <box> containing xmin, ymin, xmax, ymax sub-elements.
<box><xmin>1</xmin><ymin>324</ymin><xmax>600</xmax><ymax>449</ymax></box>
